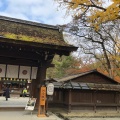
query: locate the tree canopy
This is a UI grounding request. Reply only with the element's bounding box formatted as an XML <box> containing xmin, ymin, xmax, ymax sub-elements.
<box><xmin>47</xmin><ymin>55</ymin><xmax>78</xmax><ymax>78</ymax></box>
<box><xmin>56</xmin><ymin>0</ymin><xmax>120</xmax><ymax>29</ymax></box>
<box><xmin>54</xmin><ymin>0</ymin><xmax>120</xmax><ymax>80</ymax></box>
<box><xmin>63</xmin><ymin>18</ymin><xmax>120</xmax><ymax>78</ymax></box>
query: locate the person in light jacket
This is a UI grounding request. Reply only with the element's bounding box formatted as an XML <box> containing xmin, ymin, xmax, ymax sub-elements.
<box><xmin>22</xmin><ymin>88</ymin><xmax>27</xmax><ymax>97</ymax></box>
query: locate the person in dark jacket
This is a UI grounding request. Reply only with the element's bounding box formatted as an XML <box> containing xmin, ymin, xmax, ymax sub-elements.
<box><xmin>5</xmin><ymin>86</ymin><xmax>10</xmax><ymax>101</ymax></box>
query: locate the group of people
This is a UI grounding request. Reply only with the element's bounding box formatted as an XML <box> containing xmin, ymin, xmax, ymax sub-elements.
<box><xmin>3</xmin><ymin>87</ymin><xmax>28</xmax><ymax>101</ymax></box>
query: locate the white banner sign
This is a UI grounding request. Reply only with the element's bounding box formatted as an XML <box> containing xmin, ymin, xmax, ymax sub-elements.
<box><xmin>31</xmin><ymin>67</ymin><xmax>38</xmax><ymax>79</ymax></box>
<box><xmin>0</xmin><ymin>64</ymin><xmax>38</xmax><ymax>79</ymax></box>
<box><xmin>6</xmin><ymin>65</ymin><xmax>19</xmax><ymax>78</ymax></box>
<box><xmin>19</xmin><ymin>66</ymin><xmax>31</xmax><ymax>79</ymax></box>
<box><xmin>0</xmin><ymin>64</ymin><xmax>6</xmax><ymax>77</ymax></box>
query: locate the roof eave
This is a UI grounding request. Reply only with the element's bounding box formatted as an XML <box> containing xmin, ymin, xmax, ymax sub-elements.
<box><xmin>0</xmin><ymin>15</ymin><xmax>59</xmax><ymax>30</ymax></box>
<box><xmin>0</xmin><ymin>36</ymin><xmax>78</xmax><ymax>55</ymax></box>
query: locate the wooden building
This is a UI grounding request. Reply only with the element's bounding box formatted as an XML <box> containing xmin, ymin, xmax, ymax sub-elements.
<box><xmin>0</xmin><ymin>16</ymin><xmax>77</xmax><ymax>100</ymax></box>
<box><xmin>50</xmin><ymin>70</ymin><xmax>120</xmax><ymax>112</ymax></box>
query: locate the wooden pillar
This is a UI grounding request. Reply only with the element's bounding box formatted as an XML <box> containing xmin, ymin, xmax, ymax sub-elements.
<box><xmin>34</xmin><ymin>64</ymin><xmax>47</xmax><ymax>108</ymax></box>
<box><xmin>0</xmin><ymin>82</ymin><xmax>2</xmax><ymax>90</ymax></box>
<box><xmin>68</xmin><ymin>89</ymin><xmax>72</xmax><ymax>113</ymax></box>
<box><xmin>45</xmin><ymin>95</ymin><xmax>49</xmax><ymax>113</ymax></box>
<box><xmin>31</xmin><ymin>52</ymin><xmax>54</xmax><ymax>113</ymax></box>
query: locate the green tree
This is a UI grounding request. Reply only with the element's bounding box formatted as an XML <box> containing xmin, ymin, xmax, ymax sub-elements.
<box><xmin>47</xmin><ymin>55</ymin><xmax>80</xmax><ymax>78</ymax></box>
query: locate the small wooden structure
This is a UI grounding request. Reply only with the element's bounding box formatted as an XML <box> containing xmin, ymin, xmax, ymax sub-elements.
<box><xmin>0</xmin><ymin>16</ymin><xmax>77</xmax><ymax>104</ymax></box>
<box><xmin>50</xmin><ymin>70</ymin><xmax>120</xmax><ymax>112</ymax></box>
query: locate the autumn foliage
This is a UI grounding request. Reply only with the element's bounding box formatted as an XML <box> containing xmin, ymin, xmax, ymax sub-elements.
<box><xmin>56</xmin><ymin>0</ymin><xmax>120</xmax><ymax>29</ymax></box>
<box><xmin>54</xmin><ymin>0</ymin><xmax>120</xmax><ymax>82</ymax></box>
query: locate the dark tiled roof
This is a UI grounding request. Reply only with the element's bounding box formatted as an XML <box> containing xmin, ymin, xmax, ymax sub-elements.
<box><xmin>58</xmin><ymin>69</ymin><xmax>117</xmax><ymax>83</ymax></box>
<box><xmin>0</xmin><ymin>16</ymin><xmax>58</xmax><ymax>29</ymax></box>
<box><xmin>53</xmin><ymin>81</ymin><xmax>120</xmax><ymax>91</ymax></box>
<box><xmin>0</xmin><ymin>16</ymin><xmax>77</xmax><ymax>51</ymax></box>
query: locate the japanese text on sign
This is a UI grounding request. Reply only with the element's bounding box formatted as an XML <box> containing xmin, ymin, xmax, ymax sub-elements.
<box><xmin>40</xmin><ymin>86</ymin><xmax>46</xmax><ymax>105</ymax></box>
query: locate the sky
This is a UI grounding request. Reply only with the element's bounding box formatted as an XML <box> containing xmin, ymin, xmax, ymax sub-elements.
<box><xmin>0</xmin><ymin>0</ymin><xmax>72</xmax><ymax>25</ymax></box>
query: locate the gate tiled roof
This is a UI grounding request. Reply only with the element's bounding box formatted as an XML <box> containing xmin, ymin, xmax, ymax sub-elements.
<box><xmin>0</xmin><ymin>16</ymin><xmax>77</xmax><ymax>52</ymax></box>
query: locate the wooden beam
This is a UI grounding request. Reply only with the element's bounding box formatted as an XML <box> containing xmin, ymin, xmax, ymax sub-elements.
<box><xmin>0</xmin><ymin>56</ymin><xmax>39</xmax><ymax>66</ymax></box>
<box><xmin>0</xmin><ymin>37</ymin><xmax>77</xmax><ymax>55</ymax></box>
<box><xmin>0</xmin><ymin>48</ymin><xmax>42</xmax><ymax>60</ymax></box>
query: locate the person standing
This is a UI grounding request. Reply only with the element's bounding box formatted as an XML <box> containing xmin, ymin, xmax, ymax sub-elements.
<box><xmin>5</xmin><ymin>86</ymin><xmax>10</xmax><ymax>101</ymax></box>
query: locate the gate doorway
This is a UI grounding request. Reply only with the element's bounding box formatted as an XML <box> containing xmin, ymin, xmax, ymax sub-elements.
<box><xmin>0</xmin><ymin>16</ymin><xmax>77</xmax><ymax>113</ymax></box>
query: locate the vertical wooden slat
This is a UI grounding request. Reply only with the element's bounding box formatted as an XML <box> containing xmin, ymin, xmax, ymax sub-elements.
<box><xmin>116</xmin><ymin>92</ymin><xmax>118</xmax><ymax>112</ymax></box>
<box><xmin>68</xmin><ymin>89</ymin><xmax>71</xmax><ymax>113</ymax></box>
<box><xmin>93</xmin><ymin>91</ymin><xmax>96</xmax><ymax>112</ymax></box>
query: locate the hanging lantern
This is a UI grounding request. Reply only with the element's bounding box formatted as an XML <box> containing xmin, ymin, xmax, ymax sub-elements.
<box><xmin>46</xmin><ymin>83</ymin><xmax>54</xmax><ymax>95</ymax></box>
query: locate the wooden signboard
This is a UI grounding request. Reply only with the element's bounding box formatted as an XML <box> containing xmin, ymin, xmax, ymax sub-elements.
<box><xmin>37</xmin><ymin>86</ymin><xmax>46</xmax><ymax>117</ymax></box>
<box><xmin>40</xmin><ymin>86</ymin><xmax>46</xmax><ymax>105</ymax></box>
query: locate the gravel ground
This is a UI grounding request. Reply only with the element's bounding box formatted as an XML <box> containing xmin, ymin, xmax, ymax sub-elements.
<box><xmin>0</xmin><ymin>97</ymin><xmax>120</xmax><ymax>120</ymax></box>
<box><xmin>0</xmin><ymin>111</ymin><xmax>63</xmax><ymax>120</ymax></box>
<box><xmin>69</xmin><ymin>117</ymin><xmax>120</xmax><ymax>120</ymax></box>
<box><xmin>51</xmin><ymin>109</ymin><xmax>120</xmax><ymax>120</ymax></box>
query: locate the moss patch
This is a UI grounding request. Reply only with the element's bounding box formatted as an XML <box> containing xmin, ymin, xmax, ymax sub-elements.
<box><xmin>0</xmin><ymin>20</ymin><xmax>70</xmax><ymax>46</ymax></box>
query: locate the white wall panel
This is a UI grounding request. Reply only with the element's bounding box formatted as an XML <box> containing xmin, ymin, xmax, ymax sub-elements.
<box><xmin>0</xmin><ymin>64</ymin><xmax>6</xmax><ymax>77</ymax></box>
<box><xmin>6</xmin><ymin>65</ymin><xmax>19</xmax><ymax>78</ymax></box>
<box><xmin>31</xmin><ymin>67</ymin><xmax>38</xmax><ymax>79</ymax></box>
